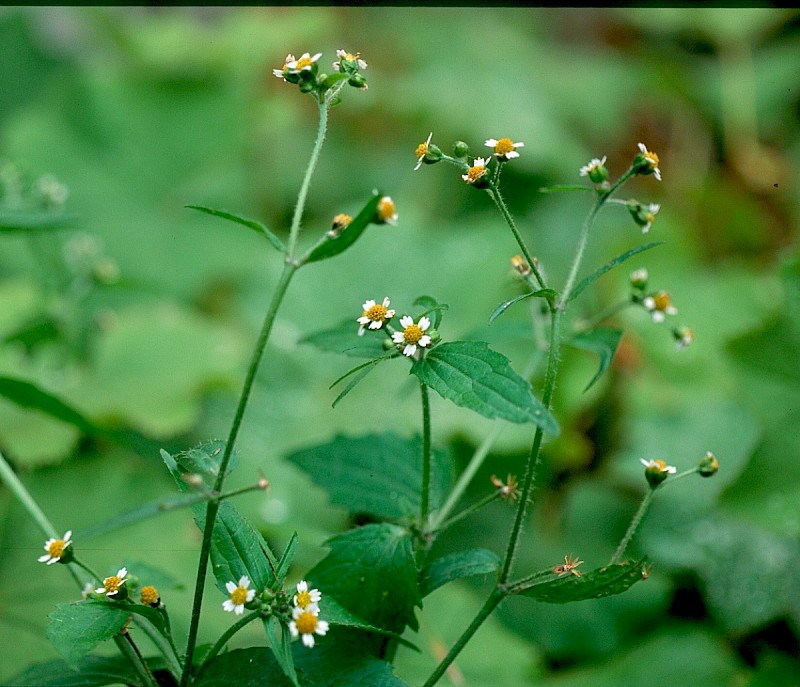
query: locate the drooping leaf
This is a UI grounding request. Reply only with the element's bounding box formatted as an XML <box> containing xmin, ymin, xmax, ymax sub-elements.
<box><xmin>420</xmin><ymin>548</ymin><xmax>501</xmax><ymax>597</ymax></box>
<box><xmin>513</xmin><ymin>559</ymin><xmax>647</xmax><ymax>603</ymax></box>
<box><xmin>6</xmin><ymin>655</ymin><xmax>146</xmax><ymax>687</ymax></box>
<box><xmin>567</xmin><ymin>328</ymin><xmax>624</xmax><ymax>391</ymax></box>
<box><xmin>0</xmin><ymin>375</ymin><xmax>96</xmax><ymax>433</ymax></box>
<box><xmin>569</xmin><ymin>241</ymin><xmax>663</xmax><ymax>302</ymax></box>
<box><xmin>411</xmin><ymin>341</ymin><xmax>559</xmax><ymax>434</ymax></box>
<box><xmin>308</xmin><ymin>523</ymin><xmax>421</xmax><ymax>633</ymax></box>
<box><xmin>46</xmin><ymin>601</ymin><xmax>131</xmax><ymax>668</ymax></box>
<box><xmin>160</xmin><ymin>440</ymin><xmax>238</xmax><ymax>493</ymax></box>
<box><xmin>488</xmin><ymin>289</ymin><xmax>557</xmax><ymax>324</ymax></box>
<box><xmin>302</xmin><ymin>318</ymin><xmax>388</xmax><ymax>358</ymax></box>
<box><xmin>186</xmin><ymin>205</ymin><xmax>286</xmax><ymax>253</ymax></box>
<box><xmin>304</xmin><ymin>191</ymin><xmax>382</xmax><ymax>263</ymax></box>
<box><xmin>0</xmin><ymin>211</ymin><xmax>76</xmax><ymax>232</ymax></box>
<box><xmin>287</xmin><ymin>433</ymin><xmax>452</xmax><ymax>520</ymax></box>
<box><xmin>263</xmin><ymin>616</ymin><xmax>300</xmax><ymax>687</ymax></box>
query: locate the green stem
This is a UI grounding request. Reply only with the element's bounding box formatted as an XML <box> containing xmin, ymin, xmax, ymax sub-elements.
<box><xmin>73</xmin><ymin>557</ymin><xmax>103</xmax><ymax>584</ymax></box>
<box><xmin>421</xmin><ymin>590</ymin><xmax>504</xmax><ymax>687</ymax></box>
<box><xmin>194</xmin><ymin>610</ymin><xmax>261</xmax><ymax>678</ymax></box>
<box><xmin>0</xmin><ymin>451</ymin><xmax>59</xmax><ymax>539</ymax></box>
<box><xmin>132</xmin><ymin>615</ymin><xmax>183</xmax><ymax>679</ymax></box>
<box><xmin>419</xmin><ymin>380</ymin><xmax>432</xmax><ymax>530</ymax></box>
<box><xmin>115</xmin><ymin>633</ymin><xmax>159</xmax><ymax>687</ymax></box>
<box><xmin>487</xmin><ymin>182</ymin><xmax>547</xmax><ymax>290</ymax></box>
<box><xmin>610</xmin><ymin>488</ymin><xmax>655</xmax><ymax>565</ymax></box>
<box><xmin>432</xmin><ymin>491</ymin><xmax>501</xmax><ymax>534</ymax></box>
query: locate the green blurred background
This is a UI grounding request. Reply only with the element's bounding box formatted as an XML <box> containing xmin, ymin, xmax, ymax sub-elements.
<box><xmin>1</xmin><ymin>7</ymin><xmax>798</xmax><ymax>685</ymax></box>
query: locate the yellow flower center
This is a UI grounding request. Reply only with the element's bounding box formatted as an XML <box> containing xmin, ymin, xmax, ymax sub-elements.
<box><xmin>644</xmin><ymin>151</ymin><xmax>659</xmax><ymax>168</ymax></box>
<box><xmin>494</xmin><ymin>138</ymin><xmax>515</xmax><ymax>155</ymax></box>
<box><xmin>295</xmin><ymin>56</ymin><xmax>314</xmax><ymax>70</ymax></box>
<box><xmin>653</xmin><ymin>459</ymin><xmax>669</xmax><ymax>472</ymax></box>
<box><xmin>103</xmin><ymin>575</ymin><xmax>124</xmax><ymax>594</ymax></box>
<box><xmin>343</xmin><ymin>52</ymin><xmax>357</xmax><ymax>61</ymax></box>
<box><xmin>377</xmin><ymin>197</ymin><xmax>395</xmax><ymax>221</ymax></box>
<box><xmin>652</xmin><ymin>292</ymin><xmax>671</xmax><ymax>311</ymax></box>
<box><xmin>295</xmin><ymin>611</ymin><xmax>318</xmax><ymax>634</ymax></box>
<box><xmin>332</xmin><ymin>213</ymin><xmax>352</xmax><ymax>230</ymax></box>
<box><xmin>467</xmin><ymin>164</ymin><xmax>486</xmax><ymax>183</ymax></box>
<box><xmin>415</xmin><ymin>142</ymin><xmax>429</xmax><ymax>158</ymax></box>
<box><xmin>48</xmin><ymin>539</ymin><xmax>67</xmax><ymax>558</ymax></box>
<box><xmin>364</xmin><ymin>304</ymin><xmax>389</xmax><ymax>322</ymax></box>
<box><xmin>140</xmin><ymin>586</ymin><xmax>159</xmax><ymax>605</ymax></box>
<box><xmin>295</xmin><ymin>590</ymin><xmax>312</xmax><ymax>608</ymax></box>
<box><xmin>230</xmin><ymin>586</ymin><xmax>249</xmax><ymax>606</ymax></box>
<box><xmin>403</xmin><ymin>324</ymin><xmax>424</xmax><ymax>345</ymax></box>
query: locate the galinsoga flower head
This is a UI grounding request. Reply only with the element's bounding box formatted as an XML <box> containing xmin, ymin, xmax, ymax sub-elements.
<box><xmin>462</xmin><ymin>157</ymin><xmax>489</xmax><ymax>186</ymax></box>
<box><xmin>697</xmin><ymin>451</ymin><xmax>719</xmax><ymax>477</ymax></box>
<box><xmin>641</xmin><ymin>458</ymin><xmax>676</xmax><ymax>487</ymax></box>
<box><xmin>485</xmin><ymin>138</ymin><xmax>524</xmax><ymax>161</ymax></box>
<box><xmin>333</xmin><ymin>50</ymin><xmax>367</xmax><ymax>73</ymax></box>
<box><xmin>357</xmin><ymin>297</ymin><xmax>395</xmax><ymax>336</ymax></box>
<box><xmin>290</xmin><ymin>606</ymin><xmax>329</xmax><ymax>648</ymax></box>
<box><xmin>633</xmin><ymin>142</ymin><xmax>662</xmax><ymax>181</ymax></box>
<box><xmin>140</xmin><ymin>585</ymin><xmax>161</xmax><ymax>608</ymax></box>
<box><xmin>643</xmin><ymin>291</ymin><xmax>677</xmax><ymax>323</ymax></box>
<box><xmin>293</xmin><ymin>580</ymin><xmax>322</xmax><ymax>612</ymax></box>
<box><xmin>97</xmin><ymin>568</ymin><xmax>129</xmax><ymax>600</ymax></box>
<box><xmin>223</xmin><ymin>576</ymin><xmax>256</xmax><ymax>615</ymax></box>
<box><xmin>414</xmin><ymin>132</ymin><xmax>441</xmax><ymax>170</ymax></box>
<box><xmin>375</xmin><ymin>196</ymin><xmax>398</xmax><ymax>225</ymax></box>
<box><xmin>579</xmin><ymin>156</ymin><xmax>608</xmax><ymax>184</ymax></box>
<box><xmin>38</xmin><ymin>530</ymin><xmax>73</xmax><ymax>565</ymax></box>
<box><xmin>392</xmin><ymin>316</ymin><xmax>432</xmax><ymax>357</ymax></box>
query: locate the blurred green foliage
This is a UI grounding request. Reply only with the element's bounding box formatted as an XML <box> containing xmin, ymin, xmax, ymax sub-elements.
<box><xmin>0</xmin><ymin>7</ymin><xmax>798</xmax><ymax>685</ymax></box>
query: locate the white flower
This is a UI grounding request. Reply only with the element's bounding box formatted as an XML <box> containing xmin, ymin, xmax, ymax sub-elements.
<box><xmin>357</xmin><ymin>297</ymin><xmax>395</xmax><ymax>336</ymax></box>
<box><xmin>414</xmin><ymin>132</ymin><xmax>433</xmax><ymax>171</ymax></box>
<box><xmin>643</xmin><ymin>291</ymin><xmax>677</xmax><ymax>323</ymax></box>
<box><xmin>637</xmin><ymin>142</ymin><xmax>662</xmax><ymax>181</ymax></box>
<box><xmin>285</xmin><ymin>52</ymin><xmax>322</xmax><ymax>73</ymax></box>
<box><xmin>392</xmin><ymin>315</ymin><xmax>432</xmax><ymax>357</ymax></box>
<box><xmin>485</xmin><ymin>138</ymin><xmax>524</xmax><ymax>161</ymax></box>
<box><xmin>333</xmin><ymin>49</ymin><xmax>367</xmax><ymax>72</ymax></box>
<box><xmin>222</xmin><ymin>576</ymin><xmax>256</xmax><ymax>615</ymax></box>
<box><xmin>640</xmin><ymin>458</ymin><xmax>677</xmax><ymax>474</ymax></box>
<box><xmin>376</xmin><ymin>196</ymin><xmax>398</xmax><ymax>225</ymax></box>
<box><xmin>293</xmin><ymin>580</ymin><xmax>322</xmax><ymax>611</ymax></box>
<box><xmin>641</xmin><ymin>203</ymin><xmax>660</xmax><ymax>233</ymax></box>
<box><xmin>289</xmin><ymin>606</ymin><xmax>329</xmax><ymax>648</ymax></box>
<box><xmin>579</xmin><ymin>156</ymin><xmax>607</xmax><ymax>177</ymax></box>
<box><xmin>38</xmin><ymin>530</ymin><xmax>72</xmax><ymax>565</ymax></box>
<box><xmin>97</xmin><ymin>568</ymin><xmax>128</xmax><ymax>597</ymax></box>
<box><xmin>462</xmin><ymin>157</ymin><xmax>489</xmax><ymax>184</ymax></box>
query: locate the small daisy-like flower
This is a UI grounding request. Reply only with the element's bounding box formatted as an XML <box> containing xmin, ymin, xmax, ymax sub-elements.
<box><xmin>97</xmin><ymin>568</ymin><xmax>128</xmax><ymax>598</ymax></box>
<box><xmin>333</xmin><ymin>49</ymin><xmax>367</xmax><ymax>72</ymax></box>
<box><xmin>293</xmin><ymin>580</ymin><xmax>322</xmax><ymax>611</ymax></box>
<box><xmin>289</xmin><ymin>606</ymin><xmax>329</xmax><ymax>648</ymax></box>
<box><xmin>414</xmin><ymin>132</ymin><xmax>433</xmax><ymax>171</ymax></box>
<box><xmin>392</xmin><ymin>315</ymin><xmax>432</xmax><ymax>357</ymax></box>
<box><xmin>38</xmin><ymin>530</ymin><xmax>73</xmax><ymax>565</ymax></box>
<box><xmin>285</xmin><ymin>52</ymin><xmax>322</xmax><ymax>74</ymax></box>
<box><xmin>272</xmin><ymin>54</ymin><xmax>296</xmax><ymax>79</ymax></box>
<box><xmin>640</xmin><ymin>458</ymin><xmax>676</xmax><ymax>487</ymax></box>
<box><xmin>223</xmin><ymin>576</ymin><xmax>256</xmax><ymax>615</ymax></box>
<box><xmin>640</xmin><ymin>203</ymin><xmax>660</xmax><ymax>233</ymax></box>
<box><xmin>357</xmin><ymin>297</ymin><xmax>395</xmax><ymax>336</ymax></box>
<box><xmin>140</xmin><ymin>585</ymin><xmax>161</xmax><ymax>607</ymax></box>
<box><xmin>485</xmin><ymin>138</ymin><xmax>524</xmax><ymax>161</ymax></box>
<box><xmin>552</xmin><ymin>555</ymin><xmax>584</xmax><ymax>577</ymax></box>
<box><xmin>643</xmin><ymin>291</ymin><xmax>677</xmax><ymax>323</ymax></box>
<box><xmin>375</xmin><ymin>196</ymin><xmax>398</xmax><ymax>225</ymax></box>
<box><xmin>490</xmin><ymin>474</ymin><xmax>521</xmax><ymax>503</ymax></box>
<box><xmin>635</xmin><ymin>142</ymin><xmax>662</xmax><ymax>181</ymax></box>
<box><xmin>462</xmin><ymin>157</ymin><xmax>489</xmax><ymax>184</ymax></box>
<box><xmin>673</xmin><ymin>325</ymin><xmax>694</xmax><ymax>350</ymax></box>
<box><xmin>579</xmin><ymin>156</ymin><xmax>608</xmax><ymax>183</ymax></box>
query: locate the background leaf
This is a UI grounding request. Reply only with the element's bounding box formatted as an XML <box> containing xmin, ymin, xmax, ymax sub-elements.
<box><xmin>567</xmin><ymin>328</ymin><xmax>623</xmax><ymax>391</ymax></box>
<box><xmin>6</xmin><ymin>655</ymin><xmax>147</xmax><ymax>687</ymax></box>
<box><xmin>46</xmin><ymin>602</ymin><xmax>130</xmax><ymax>668</ymax></box>
<box><xmin>420</xmin><ymin>548</ymin><xmax>500</xmax><ymax>597</ymax></box>
<box><xmin>186</xmin><ymin>205</ymin><xmax>286</xmax><ymax>253</ymax></box>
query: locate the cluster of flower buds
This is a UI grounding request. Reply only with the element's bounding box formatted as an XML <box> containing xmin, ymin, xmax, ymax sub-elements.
<box><xmin>273</xmin><ymin>50</ymin><xmax>367</xmax><ymax>100</ymax></box>
<box><xmin>640</xmin><ymin>451</ymin><xmax>718</xmax><ymax>489</ymax></box>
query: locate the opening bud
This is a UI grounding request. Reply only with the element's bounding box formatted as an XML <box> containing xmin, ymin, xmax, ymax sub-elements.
<box><xmin>629</xmin><ymin>268</ymin><xmax>649</xmax><ymax>290</ymax></box>
<box><xmin>640</xmin><ymin>458</ymin><xmax>676</xmax><ymax>488</ymax></box>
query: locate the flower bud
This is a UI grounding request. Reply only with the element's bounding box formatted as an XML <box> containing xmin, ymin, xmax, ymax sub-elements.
<box><xmin>453</xmin><ymin>141</ymin><xmax>470</xmax><ymax>158</ymax></box>
<box><xmin>697</xmin><ymin>451</ymin><xmax>718</xmax><ymax>477</ymax></box>
<box><xmin>633</xmin><ymin>142</ymin><xmax>662</xmax><ymax>181</ymax></box>
<box><xmin>579</xmin><ymin>156</ymin><xmax>608</xmax><ymax>184</ymax></box>
<box><xmin>640</xmin><ymin>458</ymin><xmax>676</xmax><ymax>488</ymax></box>
<box><xmin>348</xmin><ymin>74</ymin><xmax>367</xmax><ymax>89</ymax></box>
<box><xmin>629</xmin><ymin>268</ymin><xmax>649</xmax><ymax>290</ymax></box>
<box><xmin>626</xmin><ymin>200</ymin><xmax>660</xmax><ymax>233</ymax></box>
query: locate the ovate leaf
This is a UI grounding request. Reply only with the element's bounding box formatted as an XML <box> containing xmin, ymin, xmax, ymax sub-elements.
<box><xmin>303</xmin><ymin>192</ymin><xmax>381</xmax><ymax>263</ymax></box>
<box><xmin>513</xmin><ymin>559</ymin><xmax>647</xmax><ymax>603</ymax></box>
<box><xmin>411</xmin><ymin>341</ymin><xmax>558</xmax><ymax>434</ymax></box>
<box><xmin>287</xmin><ymin>433</ymin><xmax>451</xmax><ymax>520</ymax></box>
<box><xmin>569</xmin><ymin>241</ymin><xmax>663</xmax><ymax>302</ymax></box>
<box><xmin>420</xmin><ymin>548</ymin><xmax>501</xmax><ymax>597</ymax></box>
<box><xmin>186</xmin><ymin>205</ymin><xmax>285</xmax><ymax>253</ymax></box>
<box><xmin>308</xmin><ymin>523</ymin><xmax>421</xmax><ymax>633</ymax></box>
<box><xmin>568</xmin><ymin>328</ymin><xmax>624</xmax><ymax>391</ymax></box>
<box><xmin>46</xmin><ymin>602</ymin><xmax>130</xmax><ymax>668</ymax></box>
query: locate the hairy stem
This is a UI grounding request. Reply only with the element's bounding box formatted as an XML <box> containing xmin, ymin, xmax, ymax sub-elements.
<box><xmin>610</xmin><ymin>488</ymin><xmax>655</xmax><ymax>565</ymax></box>
<box><xmin>419</xmin><ymin>380</ymin><xmax>432</xmax><ymax>530</ymax></box>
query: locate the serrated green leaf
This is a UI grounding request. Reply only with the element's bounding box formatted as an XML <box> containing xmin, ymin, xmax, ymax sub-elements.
<box><xmin>0</xmin><ymin>375</ymin><xmax>96</xmax><ymax>433</ymax></box>
<box><xmin>488</xmin><ymin>288</ymin><xmax>557</xmax><ymax>324</ymax></box>
<box><xmin>411</xmin><ymin>341</ymin><xmax>559</xmax><ymax>434</ymax></box>
<box><xmin>275</xmin><ymin>532</ymin><xmax>299</xmax><ymax>585</ymax></box>
<box><xmin>569</xmin><ymin>241</ymin><xmax>663</xmax><ymax>302</ymax></box>
<box><xmin>287</xmin><ymin>433</ymin><xmax>452</xmax><ymax>520</ymax></box>
<box><xmin>186</xmin><ymin>205</ymin><xmax>286</xmax><ymax>253</ymax></box>
<box><xmin>302</xmin><ymin>318</ymin><xmax>388</xmax><ymax>358</ymax></box>
<box><xmin>308</xmin><ymin>523</ymin><xmax>421</xmax><ymax>633</ymax></box>
<box><xmin>5</xmin><ymin>655</ymin><xmax>145</xmax><ymax>687</ymax></box>
<box><xmin>303</xmin><ymin>192</ymin><xmax>381</xmax><ymax>263</ymax></box>
<box><xmin>160</xmin><ymin>440</ymin><xmax>237</xmax><ymax>493</ymax></box>
<box><xmin>0</xmin><ymin>211</ymin><xmax>77</xmax><ymax>232</ymax></box>
<box><xmin>513</xmin><ymin>559</ymin><xmax>647</xmax><ymax>603</ymax></box>
<box><xmin>46</xmin><ymin>601</ymin><xmax>130</xmax><ymax>668</ymax></box>
<box><xmin>420</xmin><ymin>548</ymin><xmax>501</xmax><ymax>597</ymax></box>
<box><xmin>263</xmin><ymin>616</ymin><xmax>300</xmax><ymax>687</ymax></box>
<box><xmin>568</xmin><ymin>328</ymin><xmax>624</xmax><ymax>391</ymax></box>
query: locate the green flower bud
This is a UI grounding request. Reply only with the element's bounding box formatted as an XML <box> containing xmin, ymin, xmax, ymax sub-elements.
<box><xmin>348</xmin><ymin>74</ymin><xmax>367</xmax><ymax>89</ymax></box>
<box><xmin>629</xmin><ymin>268</ymin><xmax>649</xmax><ymax>290</ymax></box>
<box><xmin>640</xmin><ymin>459</ymin><xmax>676</xmax><ymax>488</ymax></box>
<box><xmin>453</xmin><ymin>141</ymin><xmax>470</xmax><ymax>158</ymax></box>
<box><xmin>697</xmin><ymin>451</ymin><xmax>719</xmax><ymax>477</ymax></box>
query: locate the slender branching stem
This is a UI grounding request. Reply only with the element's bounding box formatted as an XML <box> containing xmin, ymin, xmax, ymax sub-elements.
<box><xmin>115</xmin><ymin>633</ymin><xmax>159</xmax><ymax>687</ymax></box>
<box><xmin>195</xmin><ymin>611</ymin><xmax>261</xmax><ymax>678</ymax></box>
<box><xmin>419</xmin><ymin>380</ymin><xmax>432</xmax><ymax>530</ymax></box>
<box><xmin>132</xmin><ymin>614</ymin><xmax>183</xmax><ymax>679</ymax></box>
<box><xmin>610</xmin><ymin>488</ymin><xmax>655</xmax><ymax>565</ymax></box>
